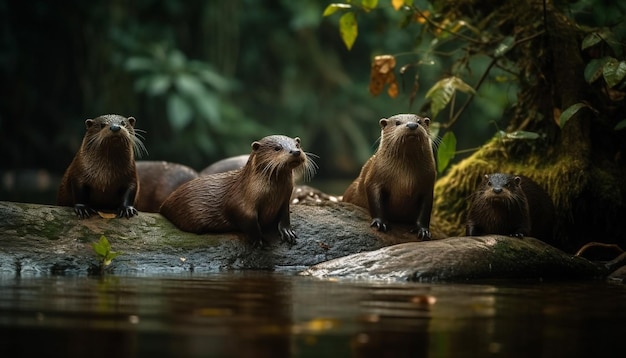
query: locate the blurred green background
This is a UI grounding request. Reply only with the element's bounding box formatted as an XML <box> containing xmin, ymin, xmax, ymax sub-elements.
<box><xmin>0</xmin><ymin>0</ymin><xmax>616</xmax><ymax>203</ymax></box>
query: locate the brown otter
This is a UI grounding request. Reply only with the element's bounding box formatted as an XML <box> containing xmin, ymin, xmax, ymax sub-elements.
<box><xmin>200</xmin><ymin>155</ymin><xmax>249</xmax><ymax>176</ymax></box>
<box><xmin>135</xmin><ymin>161</ymin><xmax>198</xmax><ymax>213</ymax></box>
<box><xmin>159</xmin><ymin>135</ymin><xmax>316</xmax><ymax>245</ymax></box>
<box><xmin>342</xmin><ymin>114</ymin><xmax>436</xmax><ymax>240</ymax></box>
<box><xmin>465</xmin><ymin>173</ymin><xmax>555</xmax><ymax>241</ymax></box>
<box><xmin>57</xmin><ymin>114</ymin><xmax>146</xmax><ymax>219</ymax></box>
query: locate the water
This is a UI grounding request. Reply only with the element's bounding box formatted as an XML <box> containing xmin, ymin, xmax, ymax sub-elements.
<box><xmin>0</xmin><ymin>272</ymin><xmax>624</xmax><ymax>358</ymax></box>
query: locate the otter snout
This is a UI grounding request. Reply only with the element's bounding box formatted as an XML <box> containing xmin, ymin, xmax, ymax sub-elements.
<box><xmin>406</xmin><ymin>122</ymin><xmax>418</xmax><ymax>130</ymax></box>
<box><xmin>492</xmin><ymin>187</ymin><xmax>503</xmax><ymax>194</ymax></box>
<box><xmin>290</xmin><ymin>149</ymin><xmax>302</xmax><ymax>157</ymax></box>
<box><xmin>110</xmin><ymin>124</ymin><xmax>121</xmax><ymax>132</ymax></box>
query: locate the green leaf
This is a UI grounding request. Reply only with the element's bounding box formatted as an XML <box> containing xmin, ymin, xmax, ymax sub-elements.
<box><xmin>147</xmin><ymin>74</ymin><xmax>172</xmax><ymax>96</ymax></box>
<box><xmin>505</xmin><ymin>131</ymin><xmax>540</xmax><ymax>140</ymax></box>
<box><xmin>425</xmin><ymin>77</ymin><xmax>476</xmax><ymax>119</ymax></box>
<box><xmin>104</xmin><ymin>251</ymin><xmax>121</xmax><ymax>266</ymax></box>
<box><xmin>615</xmin><ymin>119</ymin><xmax>626</xmax><ymax>131</ymax></box>
<box><xmin>361</xmin><ymin>0</ymin><xmax>378</xmax><ymax>11</ymax></box>
<box><xmin>494</xmin><ymin>36</ymin><xmax>515</xmax><ymax>58</ymax></box>
<box><xmin>167</xmin><ymin>93</ymin><xmax>193</xmax><ymax>131</ymax></box>
<box><xmin>175</xmin><ymin>74</ymin><xmax>205</xmax><ymax>96</ymax></box>
<box><xmin>584</xmin><ymin>57</ymin><xmax>612</xmax><ymax>84</ymax></box>
<box><xmin>437</xmin><ymin>131</ymin><xmax>456</xmax><ymax>174</ymax></box>
<box><xmin>602</xmin><ymin>58</ymin><xmax>626</xmax><ymax>88</ymax></box>
<box><xmin>559</xmin><ymin>103</ymin><xmax>589</xmax><ymax>128</ymax></box>
<box><xmin>124</xmin><ymin>57</ymin><xmax>155</xmax><ymax>72</ymax></box>
<box><xmin>92</xmin><ymin>235</ymin><xmax>111</xmax><ymax>258</ymax></box>
<box><xmin>582</xmin><ymin>31</ymin><xmax>606</xmax><ymax>50</ymax></box>
<box><xmin>339</xmin><ymin>12</ymin><xmax>358</xmax><ymax>50</ymax></box>
<box><xmin>323</xmin><ymin>3</ymin><xmax>351</xmax><ymax>17</ymax></box>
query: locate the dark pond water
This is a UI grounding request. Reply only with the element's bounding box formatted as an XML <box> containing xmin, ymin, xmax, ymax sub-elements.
<box><xmin>0</xmin><ymin>272</ymin><xmax>624</xmax><ymax>358</ymax></box>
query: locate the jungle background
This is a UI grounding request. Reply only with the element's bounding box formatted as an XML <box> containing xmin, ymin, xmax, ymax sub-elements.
<box><xmin>1</xmin><ymin>0</ymin><xmax>625</xmax><ymax>252</ymax></box>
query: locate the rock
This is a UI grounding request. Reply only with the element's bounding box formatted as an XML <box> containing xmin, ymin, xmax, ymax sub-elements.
<box><xmin>302</xmin><ymin>235</ymin><xmax>614</xmax><ymax>282</ymax></box>
<box><xmin>0</xmin><ymin>201</ymin><xmax>420</xmax><ymax>275</ymax></box>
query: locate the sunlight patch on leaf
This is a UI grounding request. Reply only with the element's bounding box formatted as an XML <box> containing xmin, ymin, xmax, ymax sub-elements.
<box><xmin>425</xmin><ymin>77</ymin><xmax>475</xmax><ymax>118</ymax></box>
<box><xmin>322</xmin><ymin>3</ymin><xmax>352</xmax><ymax>17</ymax></box>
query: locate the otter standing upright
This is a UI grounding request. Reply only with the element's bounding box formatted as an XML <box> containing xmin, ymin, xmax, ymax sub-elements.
<box><xmin>57</xmin><ymin>114</ymin><xmax>145</xmax><ymax>219</ymax></box>
<box><xmin>160</xmin><ymin>135</ymin><xmax>316</xmax><ymax>246</ymax></box>
<box><xmin>343</xmin><ymin>114</ymin><xmax>436</xmax><ymax>240</ymax></box>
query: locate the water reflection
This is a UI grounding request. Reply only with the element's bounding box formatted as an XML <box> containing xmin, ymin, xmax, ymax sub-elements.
<box><xmin>0</xmin><ymin>273</ymin><xmax>624</xmax><ymax>357</ymax></box>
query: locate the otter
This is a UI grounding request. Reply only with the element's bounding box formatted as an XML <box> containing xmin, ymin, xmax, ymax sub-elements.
<box><xmin>200</xmin><ymin>155</ymin><xmax>249</xmax><ymax>176</ymax></box>
<box><xmin>342</xmin><ymin>114</ymin><xmax>436</xmax><ymax>240</ymax></box>
<box><xmin>57</xmin><ymin>114</ymin><xmax>146</xmax><ymax>219</ymax></box>
<box><xmin>135</xmin><ymin>161</ymin><xmax>198</xmax><ymax>213</ymax></box>
<box><xmin>465</xmin><ymin>173</ymin><xmax>555</xmax><ymax>241</ymax></box>
<box><xmin>159</xmin><ymin>135</ymin><xmax>316</xmax><ymax>245</ymax></box>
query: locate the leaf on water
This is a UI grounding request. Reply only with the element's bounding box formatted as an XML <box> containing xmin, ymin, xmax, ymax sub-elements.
<box><xmin>369</xmin><ymin>55</ymin><xmax>398</xmax><ymax>97</ymax></box>
<box><xmin>339</xmin><ymin>12</ymin><xmax>358</xmax><ymax>50</ymax></box>
<box><xmin>322</xmin><ymin>3</ymin><xmax>351</xmax><ymax>17</ymax></box>
<box><xmin>437</xmin><ymin>131</ymin><xmax>457</xmax><ymax>174</ymax></box>
<box><xmin>559</xmin><ymin>102</ymin><xmax>589</xmax><ymax>128</ymax></box>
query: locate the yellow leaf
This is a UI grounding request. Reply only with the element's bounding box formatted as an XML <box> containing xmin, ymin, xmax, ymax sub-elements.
<box><xmin>391</xmin><ymin>0</ymin><xmax>404</xmax><ymax>10</ymax></box>
<box><xmin>98</xmin><ymin>211</ymin><xmax>117</xmax><ymax>219</ymax></box>
<box><xmin>339</xmin><ymin>12</ymin><xmax>358</xmax><ymax>50</ymax></box>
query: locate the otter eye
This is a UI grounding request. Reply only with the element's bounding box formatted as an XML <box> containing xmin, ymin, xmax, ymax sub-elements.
<box><xmin>274</xmin><ymin>145</ymin><xmax>283</xmax><ymax>151</ymax></box>
<box><xmin>395</xmin><ymin>121</ymin><xmax>401</xmax><ymax>126</ymax></box>
<box><xmin>487</xmin><ymin>181</ymin><xmax>492</xmax><ymax>186</ymax></box>
<box><xmin>100</xmin><ymin>123</ymin><xmax>106</xmax><ymax>129</ymax></box>
<box><xmin>120</xmin><ymin>121</ymin><xmax>126</xmax><ymax>126</ymax></box>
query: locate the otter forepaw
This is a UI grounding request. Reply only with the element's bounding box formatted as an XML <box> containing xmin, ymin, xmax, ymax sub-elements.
<box><xmin>370</xmin><ymin>218</ymin><xmax>388</xmax><ymax>232</ymax></box>
<box><xmin>279</xmin><ymin>228</ymin><xmax>298</xmax><ymax>245</ymax></box>
<box><xmin>74</xmin><ymin>204</ymin><xmax>97</xmax><ymax>219</ymax></box>
<box><xmin>118</xmin><ymin>205</ymin><xmax>138</xmax><ymax>219</ymax></box>
<box><xmin>411</xmin><ymin>226</ymin><xmax>431</xmax><ymax>240</ymax></box>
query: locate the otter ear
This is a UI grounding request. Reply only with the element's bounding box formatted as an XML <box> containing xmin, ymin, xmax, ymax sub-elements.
<box><xmin>514</xmin><ymin>176</ymin><xmax>522</xmax><ymax>185</ymax></box>
<box><xmin>127</xmin><ymin>116</ymin><xmax>136</xmax><ymax>127</ymax></box>
<box><xmin>423</xmin><ymin>117</ymin><xmax>431</xmax><ymax>127</ymax></box>
<box><xmin>85</xmin><ymin>119</ymin><xmax>94</xmax><ymax>128</ymax></box>
<box><xmin>294</xmin><ymin>137</ymin><xmax>301</xmax><ymax>144</ymax></box>
<box><xmin>251</xmin><ymin>141</ymin><xmax>261</xmax><ymax>151</ymax></box>
<box><xmin>483</xmin><ymin>174</ymin><xmax>490</xmax><ymax>181</ymax></box>
<box><xmin>379</xmin><ymin>118</ymin><xmax>389</xmax><ymax>128</ymax></box>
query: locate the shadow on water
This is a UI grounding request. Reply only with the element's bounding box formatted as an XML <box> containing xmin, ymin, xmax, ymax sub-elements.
<box><xmin>0</xmin><ymin>272</ymin><xmax>625</xmax><ymax>357</ymax></box>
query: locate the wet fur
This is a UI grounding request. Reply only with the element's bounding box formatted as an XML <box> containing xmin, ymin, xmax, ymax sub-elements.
<box><xmin>57</xmin><ymin>114</ymin><xmax>145</xmax><ymax>218</ymax></box>
<box><xmin>135</xmin><ymin>161</ymin><xmax>199</xmax><ymax>213</ymax></box>
<box><xmin>160</xmin><ymin>135</ymin><xmax>316</xmax><ymax>244</ymax></box>
<box><xmin>343</xmin><ymin>114</ymin><xmax>436</xmax><ymax>239</ymax></box>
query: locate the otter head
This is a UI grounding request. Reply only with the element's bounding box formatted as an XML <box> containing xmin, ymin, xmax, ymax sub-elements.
<box><xmin>84</xmin><ymin>114</ymin><xmax>146</xmax><ymax>157</ymax></box>
<box><xmin>249</xmin><ymin>135</ymin><xmax>316</xmax><ymax>181</ymax></box>
<box><xmin>480</xmin><ymin>173</ymin><xmax>522</xmax><ymax>203</ymax></box>
<box><xmin>378</xmin><ymin>114</ymin><xmax>431</xmax><ymax>156</ymax></box>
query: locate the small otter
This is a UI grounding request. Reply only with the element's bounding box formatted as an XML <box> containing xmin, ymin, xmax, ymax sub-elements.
<box><xmin>160</xmin><ymin>135</ymin><xmax>316</xmax><ymax>245</ymax></box>
<box><xmin>465</xmin><ymin>173</ymin><xmax>555</xmax><ymax>241</ymax></box>
<box><xmin>342</xmin><ymin>114</ymin><xmax>436</xmax><ymax>240</ymax></box>
<box><xmin>200</xmin><ymin>155</ymin><xmax>249</xmax><ymax>176</ymax></box>
<box><xmin>57</xmin><ymin>114</ymin><xmax>146</xmax><ymax>219</ymax></box>
<box><xmin>135</xmin><ymin>161</ymin><xmax>198</xmax><ymax>213</ymax></box>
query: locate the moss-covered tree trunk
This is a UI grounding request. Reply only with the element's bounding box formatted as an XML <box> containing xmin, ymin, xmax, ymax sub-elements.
<box><xmin>433</xmin><ymin>3</ymin><xmax>626</xmax><ymax>253</ymax></box>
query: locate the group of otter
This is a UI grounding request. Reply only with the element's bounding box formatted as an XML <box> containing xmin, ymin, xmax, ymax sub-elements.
<box><xmin>57</xmin><ymin>113</ymin><xmax>555</xmax><ymax>246</ymax></box>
